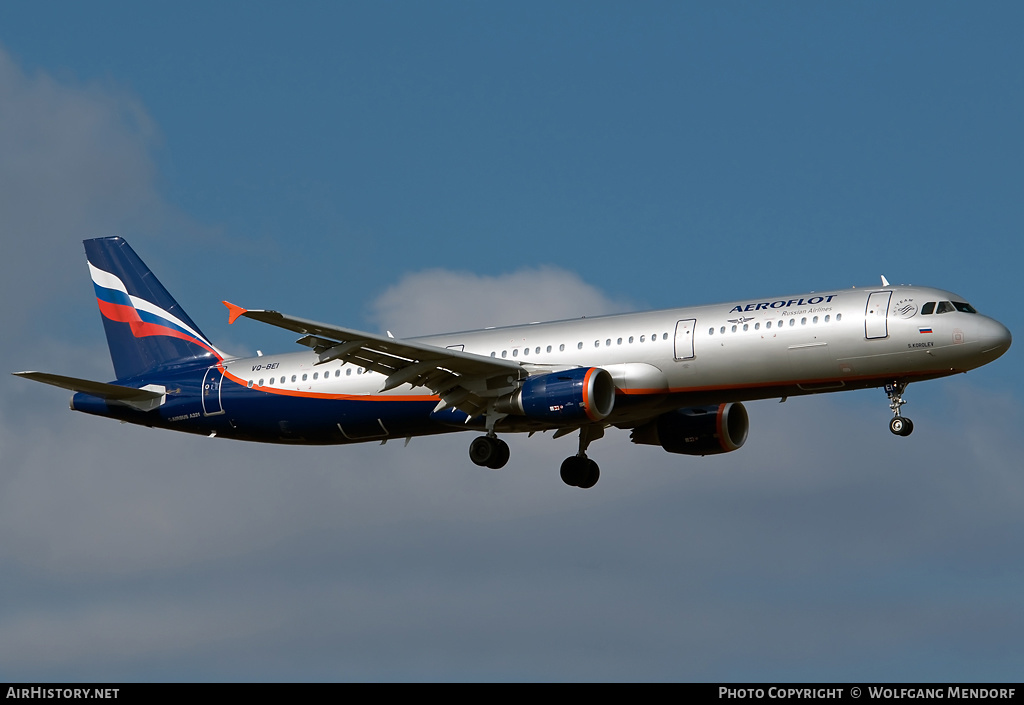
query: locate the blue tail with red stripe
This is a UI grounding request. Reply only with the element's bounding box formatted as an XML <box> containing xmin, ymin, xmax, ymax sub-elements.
<box><xmin>85</xmin><ymin>237</ymin><xmax>222</xmax><ymax>380</ymax></box>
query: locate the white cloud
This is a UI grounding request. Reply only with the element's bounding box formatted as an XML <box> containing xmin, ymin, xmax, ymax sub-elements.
<box><xmin>0</xmin><ymin>46</ymin><xmax>166</xmax><ymax>331</ymax></box>
<box><xmin>369</xmin><ymin>266</ymin><xmax>633</xmax><ymax>337</ymax></box>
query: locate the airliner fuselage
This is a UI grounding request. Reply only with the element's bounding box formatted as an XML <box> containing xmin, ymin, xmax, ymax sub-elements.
<box><xmin>16</xmin><ymin>239</ymin><xmax>1012</xmax><ymax>489</ymax></box>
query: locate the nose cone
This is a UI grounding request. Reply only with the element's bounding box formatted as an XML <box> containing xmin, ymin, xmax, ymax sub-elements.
<box><xmin>980</xmin><ymin>318</ymin><xmax>1012</xmax><ymax>360</ymax></box>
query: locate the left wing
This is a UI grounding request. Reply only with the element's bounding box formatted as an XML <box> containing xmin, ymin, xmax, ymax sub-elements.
<box><xmin>224</xmin><ymin>302</ymin><xmax>527</xmax><ymax>418</ymax></box>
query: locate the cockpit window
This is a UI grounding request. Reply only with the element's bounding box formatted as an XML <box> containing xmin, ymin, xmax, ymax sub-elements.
<box><xmin>952</xmin><ymin>301</ymin><xmax>977</xmax><ymax>314</ymax></box>
<box><xmin>921</xmin><ymin>302</ymin><xmax>935</xmax><ymax>315</ymax></box>
<box><xmin>936</xmin><ymin>301</ymin><xmax>955</xmax><ymax>314</ymax></box>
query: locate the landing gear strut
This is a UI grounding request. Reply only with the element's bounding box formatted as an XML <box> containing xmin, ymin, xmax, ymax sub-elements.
<box><xmin>469</xmin><ymin>435</ymin><xmax>510</xmax><ymax>469</ymax></box>
<box><xmin>885</xmin><ymin>381</ymin><xmax>914</xmax><ymax>437</ymax></box>
<box><xmin>560</xmin><ymin>425</ymin><xmax>604</xmax><ymax>489</ymax></box>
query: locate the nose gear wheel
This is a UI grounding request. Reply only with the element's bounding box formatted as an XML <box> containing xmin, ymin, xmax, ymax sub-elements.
<box><xmin>885</xmin><ymin>381</ymin><xmax>914</xmax><ymax>437</ymax></box>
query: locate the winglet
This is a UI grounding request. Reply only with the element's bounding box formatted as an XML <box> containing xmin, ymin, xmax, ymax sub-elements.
<box><xmin>881</xmin><ymin>275</ymin><xmax>890</xmax><ymax>287</ymax></box>
<box><xmin>223</xmin><ymin>301</ymin><xmax>248</xmax><ymax>325</ymax></box>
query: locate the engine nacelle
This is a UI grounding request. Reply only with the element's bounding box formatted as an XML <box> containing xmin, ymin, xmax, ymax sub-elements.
<box><xmin>630</xmin><ymin>403</ymin><xmax>749</xmax><ymax>456</ymax></box>
<box><xmin>497</xmin><ymin>367</ymin><xmax>616</xmax><ymax>422</ymax></box>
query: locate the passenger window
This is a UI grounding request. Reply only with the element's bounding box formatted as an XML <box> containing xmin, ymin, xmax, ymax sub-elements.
<box><xmin>731</xmin><ymin>325</ymin><xmax>737</xmax><ymax>333</ymax></box>
<box><xmin>836</xmin><ymin>313</ymin><xmax>842</xmax><ymax>321</ymax></box>
<box><xmin>313</xmin><ymin>372</ymin><xmax>318</xmax><ymax>380</ymax></box>
<box><xmin>502</xmin><ymin>350</ymin><xmax>507</xmax><ymax>358</ymax></box>
<box><xmin>247</xmin><ymin>380</ymin><xmax>253</xmax><ymax>388</ymax></box>
<box><xmin>801</xmin><ymin>318</ymin><xmax>806</xmax><ymax>325</ymax></box>
<box><xmin>577</xmin><ymin>342</ymin><xmax>583</xmax><ymax>350</ymax></box>
<box><xmin>258</xmin><ymin>379</ymin><xmax>264</xmax><ymax>386</ymax></box>
<box><xmin>346</xmin><ymin>369</ymin><xmax>352</xmax><ymax>376</ymax></box>
<box><xmin>754</xmin><ymin>323</ymin><xmax>760</xmax><ymax>330</ymax></box>
<box><xmin>641</xmin><ymin>335</ymin><xmax>646</xmax><ymax>342</ymax></box>
<box><xmin>560</xmin><ymin>344</ymin><xmax>565</xmax><ymax>352</ymax></box>
<box><xmin>546</xmin><ymin>345</ymin><xmax>552</xmax><ymax>353</ymax></box>
<box><xmin>291</xmin><ymin>375</ymin><xmax>297</xmax><ymax>382</ymax></box>
<box><xmin>606</xmin><ymin>339</ymin><xmax>611</xmax><ymax>346</ymax></box>
<box><xmin>921</xmin><ymin>302</ymin><xmax>935</xmax><ymax>315</ymax></box>
<box><xmin>617</xmin><ymin>338</ymin><xmax>622</xmax><ymax>345</ymax></box>
<box><xmin>789</xmin><ymin>319</ymin><xmax>795</xmax><ymax>327</ymax></box>
<box><xmin>766</xmin><ymin>321</ymin><xmax>772</xmax><ymax>329</ymax></box>
<box><xmin>824</xmin><ymin>315</ymin><xmax>830</xmax><ymax>322</ymax></box>
<box><xmin>663</xmin><ymin>333</ymin><xmax>668</xmax><ymax>340</ymax></box>
<box><xmin>522</xmin><ymin>348</ymin><xmax>528</xmax><ymax>356</ymax></box>
<box><xmin>628</xmin><ymin>336</ymin><xmax>634</xmax><ymax>343</ymax></box>
<box><xmin>269</xmin><ymin>378</ymin><xmax>275</xmax><ymax>385</ymax></box>
<box><xmin>743</xmin><ymin>324</ymin><xmax>748</xmax><ymax>331</ymax></box>
<box><xmin>513</xmin><ymin>349</ymin><xmax>519</xmax><ymax>357</ymax></box>
<box><xmin>302</xmin><ymin>374</ymin><xmax>307</xmax><ymax>381</ymax></box>
<box><xmin>536</xmin><ymin>347</ymin><xmax>541</xmax><ymax>354</ymax></box>
<box><xmin>709</xmin><ymin>328</ymin><xmax>715</xmax><ymax>335</ymax></box>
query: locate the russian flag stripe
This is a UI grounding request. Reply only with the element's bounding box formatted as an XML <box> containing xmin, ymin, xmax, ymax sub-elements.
<box><xmin>89</xmin><ymin>262</ymin><xmax>222</xmax><ymax>358</ymax></box>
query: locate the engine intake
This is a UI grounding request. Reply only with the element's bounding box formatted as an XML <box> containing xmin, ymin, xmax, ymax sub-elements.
<box><xmin>631</xmin><ymin>403</ymin><xmax>749</xmax><ymax>455</ymax></box>
<box><xmin>497</xmin><ymin>367</ymin><xmax>615</xmax><ymax>422</ymax></box>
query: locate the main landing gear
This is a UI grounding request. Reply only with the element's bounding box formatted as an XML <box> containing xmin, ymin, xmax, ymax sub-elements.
<box><xmin>885</xmin><ymin>381</ymin><xmax>914</xmax><ymax>437</ymax></box>
<box><xmin>560</xmin><ymin>425</ymin><xmax>604</xmax><ymax>490</ymax></box>
<box><xmin>468</xmin><ymin>425</ymin><xmax>605</xmax><ymax>489</ymax></box>
<box><xmin>469</xmin><ymin>435</ymin><xmax>510</xmax><ymax>469</ymax></box>
<box><xmin>560</xmin><ymin>456</ymin><xmax>600</xmax><ymax>489</ymax></box>
<box><xmin>469</xmin><ymin>406</ymin><xmax>511</xmax><ymax>470</ymax></box>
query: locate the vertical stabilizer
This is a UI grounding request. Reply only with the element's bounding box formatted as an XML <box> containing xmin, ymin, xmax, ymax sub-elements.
<box><xmin>84</xmin><ymin>237</ymin><xmax>222</xmax><ymax>380</ymax></box>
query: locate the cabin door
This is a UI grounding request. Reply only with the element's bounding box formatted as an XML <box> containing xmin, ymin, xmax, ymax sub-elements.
<box><xmin>202</xmin><ymin>366</ymin><xmax>225</xmax><ymax>416</ymax></box>
<box><xmin>864</xmin><ymin>291</ymin><xmax>892</xmax><ymax>340</ymax></box>
<box><xmin>674</xmin><ymin>319</ymin><xmax>696</xmax><ymax>360</ymax></box>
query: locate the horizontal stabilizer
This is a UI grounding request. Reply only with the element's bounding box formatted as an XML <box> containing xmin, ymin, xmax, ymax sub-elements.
<box><xmin>12</xmin><ymin>371</ymin><xmax>164</xmax><ymax>402</ymax></box>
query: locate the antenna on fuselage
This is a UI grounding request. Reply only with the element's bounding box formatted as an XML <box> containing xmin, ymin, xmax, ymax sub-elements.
<box><xmin>881</xmin><ymin>275</ymin><xmax>890</xmax><ymax>287</ymax></box>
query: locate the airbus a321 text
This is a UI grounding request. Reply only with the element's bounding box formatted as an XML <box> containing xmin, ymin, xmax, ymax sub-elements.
<box><xmin>15</xmin><ymin>238</ymin><xmax>1012</xmax><ymax>489</ymax></box>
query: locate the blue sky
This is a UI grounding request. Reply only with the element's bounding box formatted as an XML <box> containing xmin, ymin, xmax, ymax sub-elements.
<box><xmin>0</xmin><ymin>2</ymin><xmax>1021</xmax><ymax>681</ymax></box>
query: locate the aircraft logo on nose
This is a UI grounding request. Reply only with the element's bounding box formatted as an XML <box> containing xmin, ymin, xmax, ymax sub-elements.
<box><xmin>893</xmin><ymin>298</ymin><xmax>918</xmax><ymax>318</ymax></box>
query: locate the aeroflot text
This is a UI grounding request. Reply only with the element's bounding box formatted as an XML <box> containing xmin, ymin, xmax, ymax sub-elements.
<box><xmin>728</xmin><ymin>295</ymin><xmax>837</xmax><ymax>314</ymax></box>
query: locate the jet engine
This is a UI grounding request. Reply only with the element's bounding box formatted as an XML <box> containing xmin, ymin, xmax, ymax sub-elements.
<box><xmin>630</xmin><ymin>403</ymin><xmax>749</xmax><ymax>455</ymax></box>
<box><xmin>496</xmin><ymin>367</ymin><xmax>616</xmax><ymax>422</ymax></box>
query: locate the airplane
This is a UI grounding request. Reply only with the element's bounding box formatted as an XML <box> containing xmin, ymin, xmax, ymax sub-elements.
<box><xmin>14</xmin><ymin>237</ymin><xmax>1012</xmax><ymax>489</ymax></box>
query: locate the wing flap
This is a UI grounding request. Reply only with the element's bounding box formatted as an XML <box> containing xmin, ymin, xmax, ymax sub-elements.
<box><xmin>226</xmin><ymin>302</ymin><xmax>525</xmax><ymax>416</ymax></box>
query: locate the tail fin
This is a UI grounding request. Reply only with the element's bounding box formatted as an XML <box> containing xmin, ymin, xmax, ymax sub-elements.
<box><xmin>85</xmin><ymin>237</ymin><xmax>223</xmax><ymax>380</ymax></box>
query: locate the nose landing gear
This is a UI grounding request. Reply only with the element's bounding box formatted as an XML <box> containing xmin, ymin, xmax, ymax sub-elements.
<box><xmin>885</xmin><ymin>381</ymin><xmax>914</xmax><ymax>437</ymax></box>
